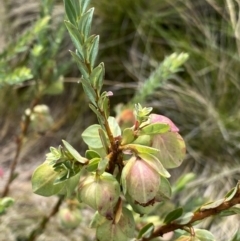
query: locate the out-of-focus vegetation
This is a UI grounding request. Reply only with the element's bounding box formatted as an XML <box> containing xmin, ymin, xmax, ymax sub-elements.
<box><xmin>1</xmin><ymin>0</ymin><xmax>240</xmax><ymax>240</ymax></box>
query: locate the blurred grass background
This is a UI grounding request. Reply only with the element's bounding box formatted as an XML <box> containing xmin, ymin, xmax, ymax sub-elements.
<box><xmin>0</xmin><ymin>0</ymin><xmax>240</xmax><ymax>240</ymax></box>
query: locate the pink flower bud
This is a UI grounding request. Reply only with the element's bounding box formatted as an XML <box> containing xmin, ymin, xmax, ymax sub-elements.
<box><xmin>121</xmin><ymin>157</ymin><xmax>160</xmax><ymax>206</ymax></box>
<box><xmin>58</xmin><ymin>208</ymin><xmax>81</xmax><ymax>229</ymax></box>
<box><xmin>78</xmin><ymin>173</ymin><xmax>120</xmax><ymax>219</ymax></box>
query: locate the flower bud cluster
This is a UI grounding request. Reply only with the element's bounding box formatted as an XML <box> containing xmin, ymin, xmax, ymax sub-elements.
<box><xmin>119</xmin><ymin>113</ymin><xmax>184</xmax><ymax>211</ymax></box>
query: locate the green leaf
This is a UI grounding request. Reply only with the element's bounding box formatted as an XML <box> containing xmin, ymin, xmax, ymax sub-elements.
<box><xmin>71</xmin><ymin>0</ymin><xmax>81</xmax><ymax>17</ymax></box>
<box><xmin>80</xmin><ymin>0</ymin><xmax>91</xmax><ymax>14</ymax></box>
<box><xmin>96</xmin><ymin>207</ymin><xmax>135</xmax><ymax>241</ymax></box>
<box><xmin>152</xmin><ymin>132</ymin><xmax>186</xmax><ymax>168</ymax></box>
<box><xmin>64</xmin><ymin>0</ymin><xmax>77</xmax><ymax>25</ymax></box>
<box><xmin>219</xmin><ymin>207</ymin><xmax>240</xmax><ymax>217</ymax></box>
<box><xmin>82</xmin><ymin>124</ymin><xmax>103</xmax><ymax>148</ymax></box>
<box><xmin>87</xmin><ymin>157</ymin><xmax>101</xmax><ymax>172</ymax></box>
<box><xmin>174</xmin><ymin>212</ymin><xmax>194</xmax><ymax>225</ymax></box>
<box><xmin>90</xmin><ymin>62</ymin><xmax>104</xmax><ymax>93</ymax></box>
<box><xmin>65</xmin><ymin>21</ymin><xmax>84</xmax><ymax>55</ymax></box>
<box><xmin>200</xmin><ymin>198</ymin><xmax>225</xmax><ymax>211</ymax></box>
<box><xmin>85</xmin><ymin>150</ymin><xmax>101</xmax><ymax>159</ymax></box>
<box><xmin>108</xmin><ymin>116</ymin><xmax>121</xmax><ymax>137</ymax></box>
<box><xmin>89</xmin><ymin>35</ymin><xmax>99</xmax><ymax>68</ymax></box>
<box><xmin>62</xmin><ymin>140</ymin><xmax>87</xmax><ymax>163</ymax></box>
<box><xmin>138</xmin><ymin>223</ymin><xmax>154</xmax><ymax>239</ymax></box>
<box><xmin>102</xmin><ymin>95</ymin><xmax>110</xmax><ymax>119</ymax></box>
<box><xmin>138</xmin><ymin>152</ymin><xmax>170</xmax><ymax>178</ymax></box>
<box><xmin>81</xmin><ymin>77</ymin><xmax>97</xmax><ymax>105</ymax></box>
<box><xmin>139</xmin><ymin>123</ymin><xmax>170</xmax><ymax>135</ymax></box>
<box><xmin>83</xmin><ymin>34</ymin><xmax>95</xmax><ymax>64</ymax></box>
<box><xmin>195</xmin><ymin>229</ymin><xmax>216</xmax><ymax>241</ymax></box>
<box><xmin>230</xmin><ymin>231</ymin><xmax>240</xmax><ymax>241</ymax></box>
<box><xmin>89</xmin><ymin>103</ymin><xmax>105</xmax><ymax>124</ymax></box>
<box><xmin>155</xmin><ymin>176</ymin><xmax>172</xmax><ymax>201</ymax></box>
<box><xmin>123</xmin><ymin>144</ymin><xmax>159</xmax><ymax>155</ymax></box>
<box><xmin>97</xmin><ymin>157</ymin><xmax>109</xmax><ymax>175</ymax></box>
<box><xmin>89</xmin><ymin>211</ymin><xmax>106</xmax><ymax>228</ymax></box>
<box><xmin>164</xmin><ymin>208</ymin><xmax>183</xmax><ymax>224</ymax></box>
<box><xmin>78</xmin><ymin>8</ymin><xmax>94</xmax><ymax>40</ymax></box>
<box><xmin>121</xmin><ymin>128</ymin><xmax>135</xmax><ymax>145</ymax></box>
<box><xmin>70</xmin><ymin>51</ymin><xmax>88</xmax><ymax>79</ymax></box>
<box><xmin>225</xmin><ymin>186</ymin><xmax>238</xmax><ymax>201</ymax></box>
<box><xmin>32</xmin><ymin>162</ymin><xmax>64</xmax><ymax>196</ymax></box>
<box><xmin>1</xmin><ymin>67</ymin><xmax>33</xmax><ymax>86</ymax></box>
<box><xmin>58</xmin><ymin>171</ymin><xmax>81</xmax><ymax>197</ymax></box>
<box><xmin>175</xmin><ymin>236</ymin><xmax>199</xmax><ymax>241</ymax></box>
<box><xmin>98</xmin><ymin>128</ymin><xmax>109</xmax><ymax>154</ymax></box>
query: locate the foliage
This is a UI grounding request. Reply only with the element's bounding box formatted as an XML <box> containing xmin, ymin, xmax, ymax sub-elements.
<box><xmin>30</xmin><ymin>1</ymin><xmax>240</xmax><ymax>241</ymax></box>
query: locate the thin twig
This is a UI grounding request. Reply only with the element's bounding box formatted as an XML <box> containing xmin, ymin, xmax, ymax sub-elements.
<box><xmin>27</xmin><ymin>196</ymin><xmax>64</xmax><ymax>241</ymax></box>
<box><xmin>1</xmin><ymin>97</ymin><xmax>40</xmax><ymax>197</ymax></box>
<box><xmin>141</xmin><ymin>190</ymin><xmax>240</xmax><ymax>240</ymax></box>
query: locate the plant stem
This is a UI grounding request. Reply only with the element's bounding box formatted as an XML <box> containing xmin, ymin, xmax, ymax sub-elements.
<box><xmin>141</xmin><ymin>190</ymin><xmax>240</xmax><ymax>241</ymax></box>
<box><xmin>1</xmin><ymin>97</ymin><xmax>40</xmax><ymax>198</ymax></box>
<box><xmin>27</xmin><ymin>196</ymin><xmax>64</xmax><ymax>241</ymax></box>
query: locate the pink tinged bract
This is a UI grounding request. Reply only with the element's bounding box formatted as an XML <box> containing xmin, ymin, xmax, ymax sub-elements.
<box><xmin>150</xmin><ymin>114</ymin><xmax>179</xmax><ymax>132</ymax></box>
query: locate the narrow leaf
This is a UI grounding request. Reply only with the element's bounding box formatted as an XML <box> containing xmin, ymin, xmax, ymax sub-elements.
<box><xmin>225</xmin><ymin>186</ymin><xmax>238</xmax><ymax>201</ymax></box>
<box><xmin>81</xmin><ymin>77</ymin><xmax>97</xmax><ymax>105</ymax></box>
<box><xmin>89</xmin><ymin>35</ymin><xmax>99</xmax><ymax>68</ymax></box>
<box><xmin>164</xmin><ymin>208</ymin><xmax>183</xmax><ymax>224</ymax></box>
<box><xmin>98</xmin><ymin>128</ymin><xmax>109</xmax><ymax>154</ymax></box>
<box><xmin>85</xmin><ymin>150</ymin><xmax>101</xmax><ymax>160</ymax></box>
<box><xmin>64</xmin><ymin>0</ymin><xmax>77</xmax><ymax>25</ymax></box>
<box><xmin>90</xmin><ymin>62</ymin><xmax>105</xmax><ymax>93</ymax></box>
<box><xmin>78</xmin><ymin>8</ymin><xmax>94</xmax><ymax>40</ymax></box>
<box><xmin>80</xmin><ymin>0</ymin><xmax>91</xmax><ymax>14</ymax></box>
<box><xmin>174</xmin><ymin>212</ymin><xmax>194</xmax><ymax>225</ymax></box>
<box><xmin>139</xmin><ymin>123</ymin><xmax>170</xmax><ymax>135</ymax></box>
<box><xmin>220</xmin><ymin>207</ymin><xmax>240</xmax><ymax>217</ymax></box>
<box><xmin>65</xmin><ymin>21</ymin><xmax>84</xmax><ymax>54</ymax></box>
<box><xmin>70</xmin><ymin>50</ymin><xmax>88</xmax><ymax>79</ymax></box>
<box><xmin>89</xmin><ymin>103</ymin><xmax>105</xmax><ymax>123</ymax></box>
<box><xmin>108</xmin><ymin>116</ymin><xmax>121</xmax><ymax>137</ymax></box>
<box><xmin>97</xmin><ymin>157</ymin><xmax>109</xmax><ymax>175</ymax></box>
<box><xmin>87</xmin><ymin>157</ymin><xmax>101</xmax><ymax>172</ymax></box>
<box><xmin>71</xmin><ymin>0</ymin><xmax>81</xmax><ymax>17</ymax></box>
<box><xmin>123</xmin><ymin>144</ymin><xmax>159</xmax><ymax>155</ymax></box>
<box><xmin>138</xmin><ymin>223</ymin><xmax>154</xmax><ymax>239</ymax></box>
<box><xmin>195</xmin><ymin>229</ymin><xmax>216</xmax><ymax>241</ymax></box>
<box><xmin>62</xmin><ymin>140</ymin><xmax>87</xmax><ymax>163</ymax></box>
<box><xmin>200</xmin><ymin>198</ymin><xmax>225</xmax><ymax>211</ymax></box>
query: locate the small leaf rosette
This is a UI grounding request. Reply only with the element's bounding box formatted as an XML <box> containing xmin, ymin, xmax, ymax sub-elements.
<box><xmin>77</xmin><ymin>172</ymin><xmax>120</xmax><ymax>219</ymax></box>
<box><xmin>121</xmin><ymin>156</ymin><xmax>162</xmax><ymax>206</ymax></box>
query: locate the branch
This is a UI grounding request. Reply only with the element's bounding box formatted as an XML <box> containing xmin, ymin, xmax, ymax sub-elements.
<box><xmin>27</xmin><ymin>196</ymin><xmax>64</xmax><ymax>241</ymax></box>
<box><xmin>141</xmin><ymin>190</ymin><xmax>240</xmax><ymax>241</ymax></box>
<box><xmin>1</xmin><ymin>96</ymin><xmax>40</xmax><ymax>197</ymax></box>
